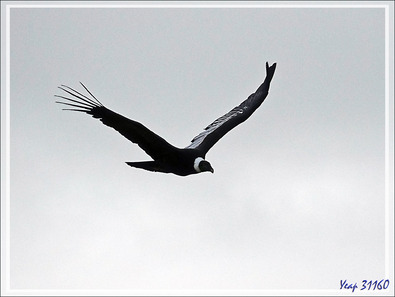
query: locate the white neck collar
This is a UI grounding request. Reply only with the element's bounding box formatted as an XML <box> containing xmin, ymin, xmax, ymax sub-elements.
<box><xmin>193</xmin><ymin>157</ymin><xmax>205</xmax><ymax>173</ymax></box>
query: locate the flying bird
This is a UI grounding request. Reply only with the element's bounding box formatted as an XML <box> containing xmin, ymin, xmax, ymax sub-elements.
<box><xmin>56</xmin><ymin>62</ymin><xmax>276</xmax><ymax>176</ymax></box>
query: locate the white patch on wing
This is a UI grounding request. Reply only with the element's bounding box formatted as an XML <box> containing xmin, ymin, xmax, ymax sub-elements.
<box><xmin>186</xmin><ymin>106</ymin><xmax>244</xmax><ymax>149</ymax></box>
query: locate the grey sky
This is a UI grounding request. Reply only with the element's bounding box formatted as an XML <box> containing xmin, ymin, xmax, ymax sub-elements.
<box><xmin>2</xmin><ymin>1</ymin><xmax>394</xmax><ymax>295</ymax></box>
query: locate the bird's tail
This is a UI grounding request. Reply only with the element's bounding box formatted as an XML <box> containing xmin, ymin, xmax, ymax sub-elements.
<box><xmin>126</xmin><ymin>161</ymin><xmax>167</xmax><ymax>173</ymax></box>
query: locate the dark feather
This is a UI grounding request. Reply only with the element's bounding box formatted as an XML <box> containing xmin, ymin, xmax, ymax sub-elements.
<box><xmin>55</xmin><ymin>83</ymin><xmax>176</xmax><ymax>159</ymax></box>
<box><xmin>186</xmin><ymin>62</ymin><xmax>276</xmax><ymax>154</ymax></box>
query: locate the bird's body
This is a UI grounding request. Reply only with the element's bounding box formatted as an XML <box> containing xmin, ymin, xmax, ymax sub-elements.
<box><xmin>126</xmin><ymin>149</ymin><xmax>207</xmax><ymax>176</ymax></box>
<box><xmin>56</xmin><ymin>62</ymin><xmax>276</xmax><ymax>176</ymax></box>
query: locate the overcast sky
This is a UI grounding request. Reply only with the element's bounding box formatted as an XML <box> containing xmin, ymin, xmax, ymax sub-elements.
<box><xmin>3</xmin><ymin>1</ymin><xmax>394</xmax><ymax>295</ymax></box>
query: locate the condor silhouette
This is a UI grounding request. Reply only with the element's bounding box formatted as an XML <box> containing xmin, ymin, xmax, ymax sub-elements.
<box><xmin>56</xmin><ymin>62</ymin><xmax>276</xmax><ymax>176</ymax></box>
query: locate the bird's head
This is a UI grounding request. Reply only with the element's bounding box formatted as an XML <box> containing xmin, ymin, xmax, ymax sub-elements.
<box><xmin>200</xmin><ymin>160</ymin><xmax>214</xmax><ymax>174</ymax></box>
<box><xmin>194</xmin><ymin>157</ymin><xmax>214</xmax><ymax>174</ymax></box>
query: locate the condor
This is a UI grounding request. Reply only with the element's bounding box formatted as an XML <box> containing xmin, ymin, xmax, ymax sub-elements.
<box><xmin>56</xmin><ymin>62</ymin><xmax>276</xmax><ymax>176</ymax></box>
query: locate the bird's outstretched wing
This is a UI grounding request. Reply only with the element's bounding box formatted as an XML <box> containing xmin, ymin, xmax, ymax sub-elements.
<box><xmin>55</xmin><ymin>83</ymin><xmax>176</xmax><ymax>160</ymax></box>
<box><xmin>186</xmin><ymin>62</ymin><xmax>276</xmax><ymax>155</ymax></box>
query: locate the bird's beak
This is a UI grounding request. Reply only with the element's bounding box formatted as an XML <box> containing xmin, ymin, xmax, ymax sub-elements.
<box><xmin>210</xmin><ymin>168</ymin><xmax>214</xmax><ymax>173</ymax></box>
